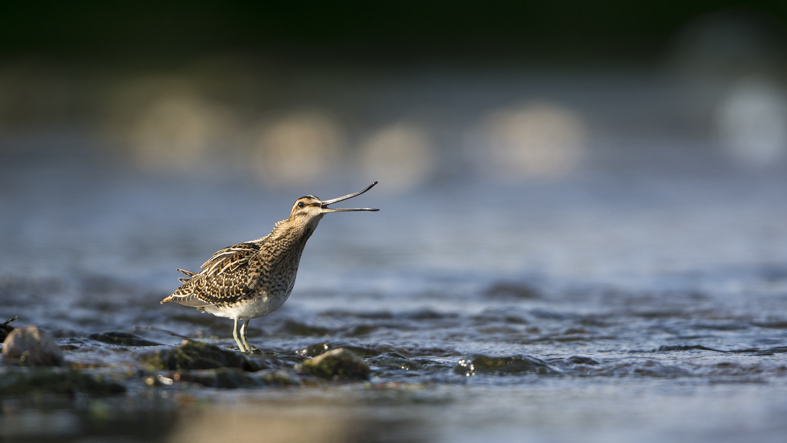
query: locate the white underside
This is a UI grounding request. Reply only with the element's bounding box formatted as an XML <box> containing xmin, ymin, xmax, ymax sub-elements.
<box><xmin>202</xmin><ymin>290</ymin><xmax>291</xmax><ymax>321</ymax></box>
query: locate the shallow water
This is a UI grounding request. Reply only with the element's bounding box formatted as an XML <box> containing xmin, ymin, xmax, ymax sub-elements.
<box><xmin>3</xmin><ymin>72</ymin><xmax>787</xmax><ymax>442</ymax></box>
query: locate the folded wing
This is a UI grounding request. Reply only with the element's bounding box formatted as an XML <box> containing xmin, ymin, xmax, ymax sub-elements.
<box><xmin>162</xmin><ymin>242</ymin><xmax>263</xmax><ymax>307</ymax></box>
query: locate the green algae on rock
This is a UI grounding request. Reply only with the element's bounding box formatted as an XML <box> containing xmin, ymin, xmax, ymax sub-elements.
<box><xmin>299</xmin><ymin>348</ymin><xmax>370</xmax><ymax>381</ymax></box>
<box><xmin>137</xmin><ymin>340</ymin><xmax>267</xmax><ymax>372</ymax></box>
<box><xmin>88</xmin><ymin>331</ymin><xmax>163</xmax><ymax>347</ymax></box>
<box><xmin>0</xmin><ymin>367</ymin><xmax>126</xmax><ymax>396</ymax></box>
<box><xmin>454</xmin><ymin>354</ymin><xmax>561</xmax><ymax>376</ymax></box>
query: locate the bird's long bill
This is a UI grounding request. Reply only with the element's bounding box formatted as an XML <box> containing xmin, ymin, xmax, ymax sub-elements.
<box><xmin>321</xmin><ymin>181</ymin><xmax>380</xmax><ymax>213</ymax></box>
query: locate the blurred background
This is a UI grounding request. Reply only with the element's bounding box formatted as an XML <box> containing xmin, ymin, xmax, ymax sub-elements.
<box><xmin>2</xmin><ymin>1</ymin><xmax>787</xmax><ymax>183</ymax></box>
<box><xmin>2</xmin><ymin>1</ymin><xmax>787</xmax><ymax>285</ymax></box>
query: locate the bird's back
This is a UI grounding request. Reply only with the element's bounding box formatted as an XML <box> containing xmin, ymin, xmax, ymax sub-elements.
<box><xmin>162</xmin><ymin>221</ymin><xmax>313</xmax><ymax>309</ymax></box>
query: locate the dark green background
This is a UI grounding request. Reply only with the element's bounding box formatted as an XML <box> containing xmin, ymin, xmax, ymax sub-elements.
<box><xmin>1</xmin><ymin>1</ymin><xmax>785</xmax><ymax>60</ymax></box>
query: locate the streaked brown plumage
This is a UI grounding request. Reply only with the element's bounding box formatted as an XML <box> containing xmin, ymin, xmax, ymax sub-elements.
<box><xmin>161</xmin><ymin>182</ymin><xmax>379</xmax><ymax>353</ymax></box>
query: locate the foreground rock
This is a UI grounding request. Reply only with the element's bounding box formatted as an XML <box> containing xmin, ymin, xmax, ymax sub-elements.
<box><xmin>137</xmin><ymin>340</ymin><xmax>267</xmax><ymax>371</ymax></box>
<box><xmin>171</xmin><ymin>368</ymin><xmax>263</xmax><ymax>389</ymax></box>
<box><xmin>2</xmin><ymin>325</ymin><xmax>64</xmax><ymax>366</ymax></box>
<box><xmin>0</xmin><ymin>367</ymin><xmax>126</xmax><ymax>396</ymax></box>
<box><xmin>259</xmin><ymin>369</ymin><xmax>304</xmax><ymax>386</ymax></box>
<box><xmin>454</xmin><ymin>354</ymin><xmax>561</xmax><ymax>376</ymax></box>
<box><xmin>299</xmin><ymin>348</ymin><xmax>370</xmax><ymax>381</ymax></box>
<box><xmin>164</xmin><ymin>368</ymin><xmax>305</xmax><ymax>389</ymax></box>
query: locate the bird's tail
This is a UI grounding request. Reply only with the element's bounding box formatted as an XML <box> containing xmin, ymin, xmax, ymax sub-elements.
<box><xmin>161</xmin><ymin>292</ymin><xmax>212</xmax><ymax>307</ymax></box>
<box><xmin>177</xmin><ymin>268</ymin><xmax>198</xmax><ymax>283</ymax></box>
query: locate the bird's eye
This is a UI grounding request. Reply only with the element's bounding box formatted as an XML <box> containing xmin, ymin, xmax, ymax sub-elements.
<box><xmin>297</xmin><ymin>202</ymin><xmax>305</xmax><ymax>208</ymax></box>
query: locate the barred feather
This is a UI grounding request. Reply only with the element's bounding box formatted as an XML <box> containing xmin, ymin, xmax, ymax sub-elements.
<box><xmin>163</xmin><ymin>242</ymin><xmax>265</xmax><ymax>306</ymax></box>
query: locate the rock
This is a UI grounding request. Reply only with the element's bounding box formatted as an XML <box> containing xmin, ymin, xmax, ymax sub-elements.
<box><xmin>88</xmin><ymin>331</ymin><xmax>162</xmax><ymax>347</ymax></box>
<box><xmin>454</xmin><ymin>354</ymin><xmax>561</xmax><ymax>376</ymax></box>
<box><xmin>172</xmin><ymin>368</ymin><xmax>262</xmax><ymax>389</ymax></box>
<box><xmin>2</xmin><ymin>325</ymin><xmax>64</xmax><ymax>366</ymax></box>
<box><xmin>259</xmin><ymin>369</ymin><xmax>303</xmax><ymax>386</ymax></box>
<box><xmin>566</xmin><ymin>355</ymin><xmax>600</xmax><ymax>365</ymax></box>
<box><xmin>0</xmin><ymin>367</ymin><xmax>126</xmax><ymax>396</ymax></box>
<box><xmin>0</xmin><ymin>316</ymin><xmax>17</xmax><ymax>342</ymax></box>
<box><xmin>297</xmin><ymin>342</ymin><xmax>391</xmax><ymax>358</ymax></box>
<box><xmin>299</xmin><ymin>348</ymin><xmax>370</xmax><ymax>381</ymax></box>
<box><xmin>137</xmin><ymin>340</ymin><xmax>267</xmax><ymax>372</ymax></box>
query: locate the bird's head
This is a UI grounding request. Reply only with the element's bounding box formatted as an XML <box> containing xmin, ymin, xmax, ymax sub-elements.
<box><xmin>288</xmin><ymin>181</ymin><xmax>379</xmax><ymax>229</ymax></box>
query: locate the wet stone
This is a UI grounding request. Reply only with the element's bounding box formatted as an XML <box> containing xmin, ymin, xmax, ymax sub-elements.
<box><xmin>566</xmin><ymin>356</ymin><xmax>600</xmax><ymax>365</ymax></box>
<box><xmin>88</xmin><ymin>331</ymin><xmax>163</xmax><ymax>347</ymax></box>
<box><xmin>137</xmin><ymin>340</ymin><xmax>268</xmax><ymax>372</ymax></box>
<box><xmin>0</xmin><ymin>367</ymin><xmax>126</xmax><ymax>396</ymax></box>
<box><xmin>259</xmin><ymin>369</ymin><xmax>304</xmax><ymax>386</ymax></box>
<box><xmin>2</xmin><ymin>325</ymin><xmax>64</xmax><ymax>367</ymax></box>
<box><xmin>454</xmin><ymin>354</ymin><xmax>561</xmax><ymax>376</ymax></box>
<box><xmin>299</xmin><ymin>348</ymin><xmax>371</xmax><ymax>381</ymax></box>
<box><xmin>172</xmin><ymin>368</ymin><xmax>262</xmax><ymax>389</ymax></box>
<box><xmin>297</xmin><ymin>342</ymin><xmax>391</xmax><ymax>358</ymax></box>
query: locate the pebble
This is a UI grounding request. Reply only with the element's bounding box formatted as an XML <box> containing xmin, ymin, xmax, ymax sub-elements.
<box><xmin>300</xmin><ymin>348</ymin><xmax>370</xmax><ymax>380</ymax></box>
<box><xmin>2</xmin><ymin>325</ymin><xmax>64</xmax><ymax>366</ymax></box>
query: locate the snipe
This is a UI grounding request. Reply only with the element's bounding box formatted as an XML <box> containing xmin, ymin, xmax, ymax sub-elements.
<box><xmin>161</xmin><ymin>182</ymin><xmax>379</xmax><ymax>353</ymax></box>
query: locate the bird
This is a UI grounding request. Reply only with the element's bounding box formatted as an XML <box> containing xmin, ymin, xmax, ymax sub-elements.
<box><xmin>161</xmin><ymin>182</ymin><xmax>379</xmax><ymax>353</ymax></box>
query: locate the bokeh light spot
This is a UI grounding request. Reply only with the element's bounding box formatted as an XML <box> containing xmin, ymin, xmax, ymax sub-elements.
<box><xmin>479</xmin><ymin>102</ymin><xmax>587</xmax><ymax>179</ymax></box>
<box><xmin>250</xmin><ymin>111</ymin><xmax>344</xmax><ymax>186</ymax></box>
<box><xmin>716</xmin><ymin>78</ymin><xmax>787</xmax><ymax>168</ymax></box>
<box><xmin>359</xmin><ymin>123</ymin><xmax>435</xmax><ymax>193</ymax></box>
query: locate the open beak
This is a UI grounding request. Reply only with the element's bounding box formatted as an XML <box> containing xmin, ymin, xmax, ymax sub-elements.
<box><xmin>320</xmin><ymin>181</ymin><xmax>380</xmax><ymax>213</ymax></box>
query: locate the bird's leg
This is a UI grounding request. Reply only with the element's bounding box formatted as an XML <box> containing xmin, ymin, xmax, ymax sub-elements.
<box><xmin>232</xmin><ymin>318</ymin><xmax>247</xmax><ymax>353</ymax></box>
<box><xmin>239</xmin><ymin>319</ymin><xmax>259</xmax><ymax>353</ymax></box>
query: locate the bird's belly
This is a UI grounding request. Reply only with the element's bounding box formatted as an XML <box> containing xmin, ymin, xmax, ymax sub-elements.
<box><xmin>203</xmin><ymin>289</ymin><xmax>292</xmax><ymax>320</ymax></box>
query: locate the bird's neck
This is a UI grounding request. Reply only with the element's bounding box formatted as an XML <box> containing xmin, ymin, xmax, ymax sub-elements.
<box><xmin>265</xmin><ymin>218</ymin><xmax>320</xmax><ymax>250</ymax></box>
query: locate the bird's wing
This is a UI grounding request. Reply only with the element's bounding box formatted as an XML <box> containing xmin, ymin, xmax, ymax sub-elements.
<box><xmin>162</xmin><ymin>242</ymin><xmax>264</xmax><ymax>307</ymax></box>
